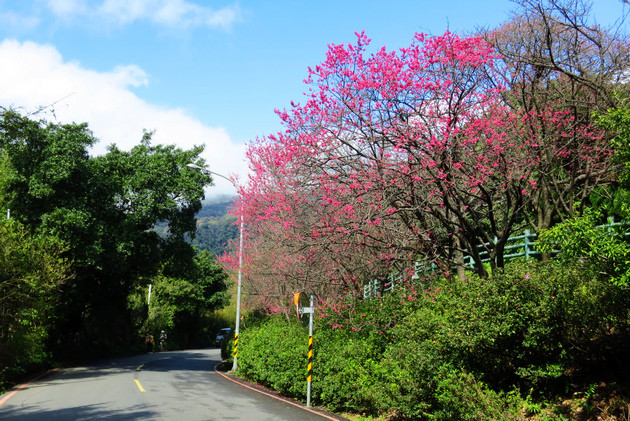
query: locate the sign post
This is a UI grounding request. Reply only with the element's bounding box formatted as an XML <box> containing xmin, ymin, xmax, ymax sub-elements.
<box><xmin>294</xmin><ymin>292</ymin><xmax>315</xmax><ymax>407</ymax></box>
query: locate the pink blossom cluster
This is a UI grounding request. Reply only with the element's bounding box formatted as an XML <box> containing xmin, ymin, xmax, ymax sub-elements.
<box><xmin>219</xmin><ymin>30</ymin><xmax>613</xmax><ymax>317</ymax></box>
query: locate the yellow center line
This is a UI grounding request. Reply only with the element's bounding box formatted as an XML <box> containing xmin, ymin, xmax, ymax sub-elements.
<box><xmin>134</xmin><ymin>379</ymin><xmax>146</xmax><ymax>392</ymax></box>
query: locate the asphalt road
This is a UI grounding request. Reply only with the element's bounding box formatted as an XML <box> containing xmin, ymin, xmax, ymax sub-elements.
<box><xmin>0</xmin><ymin>348</ymin><xmax>341</xmax><ymax>421</ymax></box>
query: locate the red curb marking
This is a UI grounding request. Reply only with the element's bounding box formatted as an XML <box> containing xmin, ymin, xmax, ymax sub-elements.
<box><xmin>0</xmin><ymin>368</ymin><xmax>59</xmax><ymax>407</ymax></box>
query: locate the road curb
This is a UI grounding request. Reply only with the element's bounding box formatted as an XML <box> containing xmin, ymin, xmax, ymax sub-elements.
<box><xmin>213</xmin><ymin>362</ymin><xmax>348</xmax><ymax>420</ymax></box>
<box><xmin>0</xmin><ymin>368</ymin><xmax>59</xmax><ymax>407</ymax></box>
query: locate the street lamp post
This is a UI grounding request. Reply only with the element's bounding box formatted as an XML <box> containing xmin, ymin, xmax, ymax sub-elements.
<box><xmin>186</xmin><ymin>163</ymin><xmax>243</xmax><ymax>372</ymax></box>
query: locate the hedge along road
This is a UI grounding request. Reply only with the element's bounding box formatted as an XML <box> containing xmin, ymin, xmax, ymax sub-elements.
<box><xmin>0</xmin><ymin>348</ymin><xmax>344</xmax><ymax>420</ymax></box>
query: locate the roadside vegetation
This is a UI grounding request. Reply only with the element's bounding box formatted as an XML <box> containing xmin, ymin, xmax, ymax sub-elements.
<box><xmin>219</xmin><ymin>0</ymin><xmax>630</xmax><ymax>419</ymax></box>
<box><xmin>230</xmin><ymin>255</ymin><xmax>630</xmax><ymax>420</ymax></box>
<box><xmin>2</xmin><ymin>0</ymin><xmax>629</xmax><ymax>419</ymax></box>
<box><xmin>0</xmin><ymin>110</ymin><xmax>230</xmax><ymax>392</ymax></box>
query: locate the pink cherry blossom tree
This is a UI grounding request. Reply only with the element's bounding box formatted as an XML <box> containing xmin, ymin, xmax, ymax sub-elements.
<box><xmin>482</xmin><ymin>0</ymin><xmax>628</xmax><ymax>232</ymax></box>
<box><xmin>225</xmin><ymin>18</ymin><xmax>619</xmax><ymax>310</ymax></box>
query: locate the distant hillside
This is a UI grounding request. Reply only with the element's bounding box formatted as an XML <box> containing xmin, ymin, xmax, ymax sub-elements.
<box><xmin>196</xmin><ymin>199</ymin><xmax>235</xmax><ymax>219</ymax></box>
<box><xmin>192</xmin><ymin>198</ymin><xmax>239</xmax><ymax>258</ymax></box>
<box><xmin>151</xmin><ymin>198</ymin><xmax>239</xmax><ymax>257</ymax></box>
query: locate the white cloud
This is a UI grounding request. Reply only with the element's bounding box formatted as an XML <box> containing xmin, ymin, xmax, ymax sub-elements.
<box><xmin>96</xmin><ymin>0</ymin><xmax>155</xmax><ymax>25</ymax></box>
<box><xmin>46</xmin><ymin>0</ymin><xmax>90</xmax><ymax>18</ymax></box>
<box><xmin>111</xmin><ymin>64</ymin><xmax>149</xmax><ymax>87</ymax></box>
<box><xmin>0</xmin><ymin>39</ymin><xmax>246</xmax><ymax>196</ymax></box>
<box><xmin>94</xmin><ymin>0</ymin><xmax>243</xmax><ymax>29</ymax></box>
<box><xmin>4</xmin><ymin>1</ymin><xmax>242</xmax><ymax>32</ymax></box>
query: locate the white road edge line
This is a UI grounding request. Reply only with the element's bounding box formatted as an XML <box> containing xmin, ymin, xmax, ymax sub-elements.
<box><xmin>213</xmin><ymin>362</ymin><xmax>342</xmax><ymax>420</ymax></box>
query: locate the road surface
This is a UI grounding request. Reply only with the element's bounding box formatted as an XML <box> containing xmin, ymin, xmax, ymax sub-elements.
<box><xmin>0</xmin><ymin>348</ymin><xmax>341</xmax><ymax>420</ymax></box>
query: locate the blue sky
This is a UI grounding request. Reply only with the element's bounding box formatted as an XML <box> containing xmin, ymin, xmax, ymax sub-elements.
<box><xmin>0</xmin><ymin>0</ymin><xmax>627</xmax><ymax>196</ymax></box>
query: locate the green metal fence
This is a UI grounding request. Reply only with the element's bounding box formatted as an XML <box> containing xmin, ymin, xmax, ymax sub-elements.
<box><xmin>363</xmin><ymin>219</ymin><xmax>630</xmax><ymax>299</ymax></box>
<box><xmin>462</xmin><ymin>229</ymin><xmax>538</xmax><ymax>268</ymax></box>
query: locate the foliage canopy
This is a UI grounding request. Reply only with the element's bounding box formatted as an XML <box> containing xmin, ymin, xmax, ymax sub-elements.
<box><xmin>0</xmin><ymin>108</ymin><xmax>230</xmax><ymax>377</ymax></box>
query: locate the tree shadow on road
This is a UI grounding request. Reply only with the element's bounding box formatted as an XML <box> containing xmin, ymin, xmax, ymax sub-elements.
<box><xmin>0</xmin><ymin>403</ymin><xmax>156</xmax><ymax>420</ymax></box>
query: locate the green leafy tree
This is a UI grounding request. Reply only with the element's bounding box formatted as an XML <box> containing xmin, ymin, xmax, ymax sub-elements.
<box><xmin>136</xmin><ymin>249</ymin><xmax>230</xmax><ymax>348</ymax></box>
<box><xmin>539</xmin><ymin>212</ymin><xmax>630</xmax><ymax>287</ymax></box>
<box><xmin>595</xmin><ymin>99</ymin><xmax>630</xmax><ymax>219</ymax></box>
<box><xmin>0</xmin><ymin>108</ymin><xmax>223</xmax><ymax>358</ymax></box>
<box><xmin>0</xmin><ymin>218</ymin><xmax>70</xmax><ymax>389</ymax></box>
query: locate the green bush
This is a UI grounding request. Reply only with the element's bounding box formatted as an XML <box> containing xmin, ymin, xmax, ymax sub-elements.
<box><xmin>312</xmin><ymin>329</ymin><xmax>385</xmax><ymax>413</ymax></box>
<box><xmin>236</xmin><ymin>259</ymin><xmax>630</xmax><ymax>418</ymax></box>
<box><xmin>238</xmin><ymin>317</ymin><xmax>306</xmax><ymax>399</ymax></box>
<box><xmin>432</xmin><ymin>367</ymin><xmax>521</xmax><ymax>421</ymax></box>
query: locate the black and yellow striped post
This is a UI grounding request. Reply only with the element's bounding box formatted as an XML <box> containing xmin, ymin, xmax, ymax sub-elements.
<box><xmin>307</xmin><ymin>334</ymin><xmax>313</xmax><ymax>406</ymax></box>
<box><xmin>306</xmin><ymin>294</ymin><xmax>314</xmax><ymax>407</ymax></box>
<box><xmin>294</xmin><ymin>292</ymin><xmax>315</xmax><ymax>407</ymax></box>
<box><xmin>233</xmin><ymin>333</ymin><xmax>238</xmax><ymax>361</ymax></box>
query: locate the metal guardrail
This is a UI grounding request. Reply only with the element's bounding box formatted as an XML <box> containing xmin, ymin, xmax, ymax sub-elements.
<box><xmin>363</xmin><ymin>219</ymin><xmax>630</xmax><ymax>299</ymax></box>
<box><xmin>463</xmin><ymin>229</ymin><xmax>539</xmax><ymax>268</ymax></box>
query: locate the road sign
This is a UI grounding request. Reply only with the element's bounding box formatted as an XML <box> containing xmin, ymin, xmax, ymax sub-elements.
<box><xmin>293</xmin><ymin>292</ymin><xmax>311</xmax><ymax>327</ymax></box>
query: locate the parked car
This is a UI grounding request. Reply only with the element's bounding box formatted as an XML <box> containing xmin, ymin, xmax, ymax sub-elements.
<box><xmin>215</xmin><ymin>328</ymin><xmax>232</xmax><ymax>346</ymax></box>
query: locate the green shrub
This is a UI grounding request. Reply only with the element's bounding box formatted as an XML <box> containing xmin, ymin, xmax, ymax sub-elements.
<box><xmin>377</xmin><ymin>329</ymin><xmax>445</xmax><ymax>419</ymax></box>
<box><xmin>236</xmin><ymin>259</ymin><xmax>630</xmax><ymax>418</ymax></box>
<box><xmin>312</xmin><ymin>329</ymin><xmax>385</xmax><ymax>414</ymax></box>
<box><xmin>238</xmin><ymin>316</ymin><xmax>306</xmax><ymax>398</ymax></box>
<box><xmin>432</xmin><ymin>367</ymin><xmax>521</xmax><ymax>421</ymax></box>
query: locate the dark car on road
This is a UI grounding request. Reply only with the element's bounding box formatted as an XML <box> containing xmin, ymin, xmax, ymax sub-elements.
<box><xmin>215</xmin><ymin>328</ymin><xmax>232</xmax><ymax>346</ymax></box>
